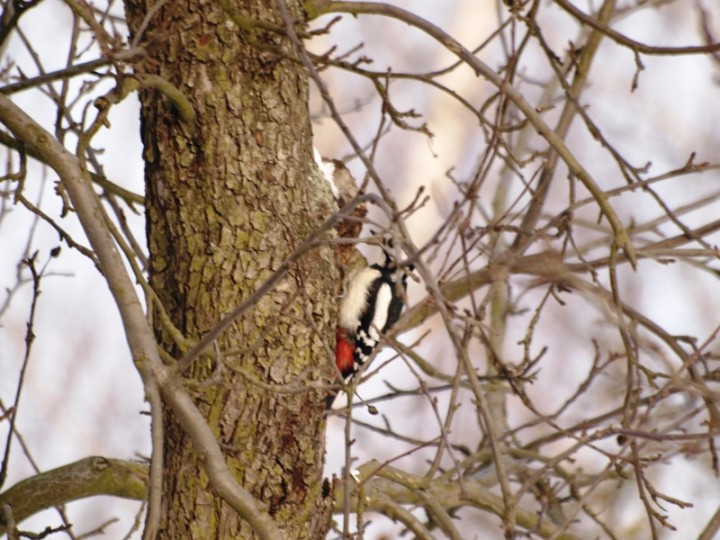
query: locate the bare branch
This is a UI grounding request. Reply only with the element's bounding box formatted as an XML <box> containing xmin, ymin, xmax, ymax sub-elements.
<box><xmin>0</xmin><ymin>94</ymin><xmax>283</xmax><ymax>540</ymax></box>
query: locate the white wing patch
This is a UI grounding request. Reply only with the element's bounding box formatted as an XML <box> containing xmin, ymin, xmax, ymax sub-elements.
<box><xmin>369</xmin><ymin>282</ymin><xmax>392</xmax><ymax>338</ymax></box>
<box><xmin>354</xmin><ymin>282</ymin><xmax>392</xmax><ymax>367</ymax></box>
<box><xmin>339</xmin><ymin>267</ymin><xmax>381</xmax><ymax>330</ymax></box>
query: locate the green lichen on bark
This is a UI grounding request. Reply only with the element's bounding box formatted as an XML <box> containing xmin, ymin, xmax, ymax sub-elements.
<box><xmin>0</xmin><ymin>457</ymin><xmax>147</xmax><ymax>536</ymax></box>
<box><xmin>123</xmin><ymin>0</ymin><xmax>337</xmax><ymax>537</ymax></box>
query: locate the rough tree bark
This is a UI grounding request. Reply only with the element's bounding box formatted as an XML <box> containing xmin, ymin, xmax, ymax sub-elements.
<box><xmin>123</xmin><ymin>1</ymin><xmax>337</xmax><ymax>537</ymax></box>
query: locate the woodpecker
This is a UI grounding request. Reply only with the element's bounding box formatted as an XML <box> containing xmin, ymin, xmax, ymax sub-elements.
<box><xmin>334</xmin><ymin>253</ymin><xmax>409</xmax><ymax>384</ymax></box>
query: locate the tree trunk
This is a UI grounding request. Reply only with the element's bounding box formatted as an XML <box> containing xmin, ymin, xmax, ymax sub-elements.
<box><xmin>123</xmin><ymin>1</ymin><xmax>337</xmax><ymax>537</ymax></box>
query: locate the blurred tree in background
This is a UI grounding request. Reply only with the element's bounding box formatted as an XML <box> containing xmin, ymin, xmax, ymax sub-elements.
<box><xmin>1</xmin><ymin>1</ymin><xmax>720</xmax><ymax>539</ymax></box>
